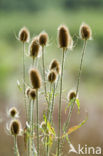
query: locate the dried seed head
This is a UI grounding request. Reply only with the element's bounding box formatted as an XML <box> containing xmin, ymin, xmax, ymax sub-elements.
<box><xmin>29</xmin><ymin>89</ymin><xmax>36</xmax><ymax>100</ymax></box>
<box><xmin>29</xmin><ymin>37</ymin><xmax>40</xmax><ymax>59</ymax></box>
<box><xmin>39</xmin><ymin>32</ymin><xmax>48</xmax><ymax>46</ymax></box>
<box><xmin>80</xmin><ymin>23</ymin><xmax>92</xmax><ymax>40</ymax></box>
<box><xmin>8</xmin><ymin>107</ymin><xmax>19</xmax><ymax>118</ymax></box>
<box><xmin>68</xmin><ymin>91</ymin><xmax>76</xmax><ymax>101</ymax></box>
<box><xmin>50</xmin><ymin>59</ymin><xmax>60</xmax><ymax>74</ymax></box>
<box><xmin>29</xmin><ymin>68</ymin><xmax>41</xmax><ymax>89</ymax></box>
<box><xmin>25</xmin><ymin>87</ymin><xmax>31</xmax><ymax>97</ymax></box>
<box><xmin>58</xmin><ymin>25</ymin><xmax>71</xmax><ymax>49</ymax></box>
<box><xmin>19</xmin><ymin>27</ymin><xmax>30</xmax><ymax>43</ymax></box>
<box><xmin>10</xmin><ymin>119</ymin><xmax>21</xmax><ymax>136</ymax></box>
<box><xmin>48</xmin><ymin>70</ymin><xmax>57</xmax><ymax>83</ymax></box>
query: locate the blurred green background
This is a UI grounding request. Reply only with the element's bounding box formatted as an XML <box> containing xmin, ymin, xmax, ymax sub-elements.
<box><xmin>0</xmin><ymin>0</ymin><xmax>103</xmax><ymax>155</ymax></box>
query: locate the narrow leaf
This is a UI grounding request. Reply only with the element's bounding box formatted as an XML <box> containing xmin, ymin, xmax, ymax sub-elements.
<box><xmin>62</xmin><ymin>117</ymin><xmax>88</xmax><ymax>138</ymax></box>
<box><xmin>76</xmin><ymin>98</ymin><xmax>80</xmax><ymax>113</ymax></box>
<box><xmin>65</xmin><ymin>99</ymin><xmax>75</xmax><ymax>113</ymax></box>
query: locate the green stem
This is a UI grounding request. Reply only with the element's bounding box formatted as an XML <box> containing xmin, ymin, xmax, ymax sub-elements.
<box><xmin>31</xmin><ymin>100</ymin><xmax>34</xmax><ymax>155</ymax></box>
<box><xmin>55</xmin><ymin>75</ymin><xmax>60</xmax><ymax>90</ymax></box>
<box><xmin>58</xmin><ymin>49</ymin><xmax>65</xmax><ymax>156</ymax></box>
<box><xmin>50</xmin><ymin>83</ymin><xmax>55</xmax><ymax>124</ymax></box>
<box><xmin>32</xmin><ymin>100</ymin><xmax>34</xmax><ymax>139</ymax></box>
<box><xmin>28</xmin><ymin>99</ymin><xmax>33</xmax><ymax>156</ymax></box>
<box><xmin>47</xmin><ymin>136</ymin><xmax>49</xmax><ymax>156</ymax></box>
<box><xmin>14</xmin><ymin>136</ymin><xmax>20</xmax><ymax>156</ymax></box>
<box><xmin>48</xmin><ymin>83</ymin><xmax>52</xmax><ymax>121</ymax></box>
<box><xmin>36</xmin><ymin>90</ymin><xmax>39</xmax><ymax>156</ymax></box>
<box><xmin>28</xmin><ymin>98</ymin><xmax>30</xmax><ymax>156</ymax></box>
<box><xmin>46</xmin><ymin>83</ymin><xmax>52</xmax><ymax>156</ymax></box>
<box><xmin>42</xmin><ymin>46</ymin><xmax>48</xmax><ymax>103</ymax></box>
<box><xmin>76</xmin><ymin>40</ymin><xmax>87</xmax><ymax>96</ymax></box>
<box><xmin>28</xmin><ymin>99</ymin><xmax>36</xmax><ymax>156</ymax></box>
<box><xmin>64</xmin><ymin>40</ymin><xmax>87</xmax><ymax>132</ymax></box>
<box><xmin>23</xmin><ymin>43</ymin><xmax>27</xmax><ymax>119</ymax></box>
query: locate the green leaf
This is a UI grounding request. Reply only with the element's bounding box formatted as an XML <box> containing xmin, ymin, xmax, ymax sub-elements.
<box><xmin>65</xmin><ymin>99</ymin><xmax>75</xmax><ymax>113</ymax></box>
<box><xmin>43</xmin><ymin>113</ymin><xmax>47</xmax><ymax>123</ymax></box>
<box><xmin>76</xmin><ymin>98</ymin><xmax>80</xmax><ymax>113</ymax></box>
<box><xmin>47</xmin><ymin>121</ymin><xmax>55</xmax><ymax>136</ymax></box>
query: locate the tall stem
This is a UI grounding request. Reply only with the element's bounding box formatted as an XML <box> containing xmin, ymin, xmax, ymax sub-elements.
<box><xmin>14</xmin><ymin>136</ymin><xmax>20</xmax><ymax>156</ymax></box>
<box><xmin>50</xmin><ymin>83</ymin><xmax>55</xmax><ymax>123</ymax></box>
<box><xmin>31</xmin><ymin>100</ymin><xmax>34</xmax><ymax>139</ymax></box>
<box><xmin>28</xmin><ymin>99</ymin><xmax>33</xmax><ymax>156</ymax></box>
<box><xmin>36</xmin><ymin>89</ymin><xmax>39</xmax><ymax>156</ymax></box>
<box><xmin>31</xmin><ymin>100</ymin><xmax>34</xmax><ymax>155</ymax></box>
<box><xmin>23</xmin><ymin>43</ymin><xmax>27</xmax><ymax>119</ymax></box>
<box><xmin>76</xmin><ymin>40</ymin><xmax>87</xmax><ymax>96</ymax></box>
<box><xmin>58</xmin><ymin>49</ymin><xmax>65</xmax><ymax>156</ymax></box>
<box><xmin>42</xmin><ymin>46</ymin><xmax>48</xmax><ymax>103</ymax></box>
<box><xmin>46</xmin><ymin>83</ymin><xmax>52</xmax><ymax>156</ymax></box>
<box><xmin>48</xmin><ymin>83</ymin><xmax>52</xmax><ymax>121</ymax></box>
<box><xmin>64</xmin><ymin>40</ymin><xmax>87</xmax><ymax>132</ymax></box>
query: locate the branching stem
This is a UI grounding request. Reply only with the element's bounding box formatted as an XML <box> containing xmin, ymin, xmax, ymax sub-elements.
<box><xmin>64</xmin><ymin>40</ymin><xmax>87</xmax><ymax>132</ymax></box>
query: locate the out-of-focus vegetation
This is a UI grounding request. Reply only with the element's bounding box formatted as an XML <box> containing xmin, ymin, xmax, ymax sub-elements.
<box><xmin>0</xmin><ymin>0</ymin><xmax>103</xmax><ymax>11</ymax></box>
<box><xmin>0</xmin><ymin>7</ymin><xmax>103</xmax><ymax>98</ymax></box>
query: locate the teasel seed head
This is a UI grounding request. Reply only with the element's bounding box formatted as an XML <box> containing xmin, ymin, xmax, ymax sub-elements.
<box><xmin>68</xmin><ymin>91</ymin><xmax>76</xmax><ymax>101</ymax></box>
<box><xmin>29</xmin><ymin>89</ymin><xmax>36</xmax><ymax>100</ymax></box>
<box><xmin>58</xmin><ymin>25</ymin><xmax>71</xmax><ymax>49</ymax></box>
<box><xmin>10</xmin><ymin>119</ymin><xmax>21</xmax><ymax>136</ymax></box>
<box><xmin>29</xmin><ymin>68</ymin><xmax>41</xmax><ymax>89</ymax></box>
<box><xmin>50</xmin><ymin>59</ymin><xmax>60</xmax><ymax>74</ymax></box>
<box><xmin>19</xmin><ymin>27</ymin><xmax>30</xmax><ymax>43</ymax></box>
<box><xmin>79</xmin><ymin>23</ymin><xmax>92</xmax><ymax>40</ymax></box>
<box><xmin>39</xmin><ymin>31</ymin><xmax>48</xmax><ymax>46</ymax></box>
<box><xmin>48</xmin><ymin>70</ymin><xmax>57</xmax><ymax>83</ymax></box>
<box><xmin>29</xmin><ymin>37</ymin><xmax>40</xmax><ymax>59</ymax></box>
<box><xmin>8</xmin><ymin>107</ymin><xmax>19</xmax><ymax>118</ymax></box>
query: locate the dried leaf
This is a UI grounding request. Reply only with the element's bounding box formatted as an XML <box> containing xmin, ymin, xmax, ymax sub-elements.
<box><xmin>62</xmin><ymin>116</ymin><xmax>88</xmax><ymax>138</ymax></box>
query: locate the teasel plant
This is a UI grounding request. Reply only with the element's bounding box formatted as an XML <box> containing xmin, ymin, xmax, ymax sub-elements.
<box><xmin>39</xmin><ymin>31</ymin><xmax>48</xmax><ymax>102</ymax></box>
<box><xmin>27</xmin><ymin>88</ymin><xmax>36</xmax><ymax>156</ymax></box>
<box><xmin>57</xmin><ymin>25</ymin><xmax>73</xmax><ymax>156</ymax></box>
<box><xmin>6</xmin><ymin>118</ymin><xmax>22</xmax><ymax>156</ymax></box>
<box><xmin>18</xmin><ymin>27</ymin><xmax>30</xmax><ymax>119</ymax></box>
<box><xmin>29</xmin><ymin>68</ymin><xmax>41</xmax><ymax>156</ymax></box>
<box><xmin>38</xmin><ymin>32</ymin><xmax>50</xmax><ymax>156</ymax></box>
<box><xmin>63</xmin><ymin>23</ymin><xmax>92</xmax><ymax>133</ymax></box>
<box><xmin>6</xmin><ymin>23</ymin><xmax>92</xmax><ymax>156</ymax></box>
<box><xmin>45</xmin><ymin>69</ymin><xmax>57</xmax><ymax>156</ymax></box>
<box><xmin>49</xmin><ymin>59</ymin><xmax>60</xmax><ymax>124</ymax></box>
